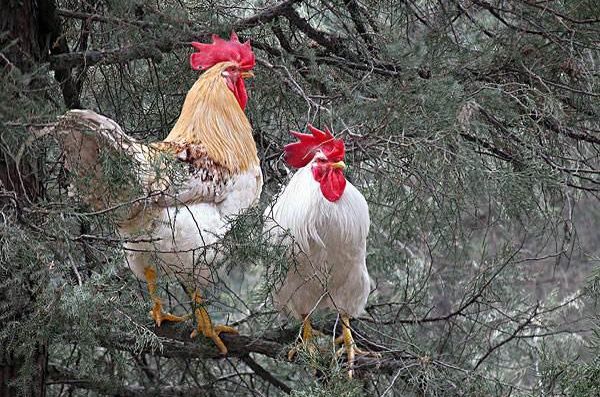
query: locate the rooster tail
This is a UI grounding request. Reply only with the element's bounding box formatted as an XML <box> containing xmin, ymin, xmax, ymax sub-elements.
<box><xmin>52</xmin><ymin>110</ymin><xmax>161</xmax><ymax>212</ymax></box>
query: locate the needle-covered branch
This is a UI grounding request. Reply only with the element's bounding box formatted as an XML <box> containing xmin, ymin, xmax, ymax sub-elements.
<box><xmin>49</xmin><ymin>0</ymin><xmax>304</xmax><ymax>70</ymax></box>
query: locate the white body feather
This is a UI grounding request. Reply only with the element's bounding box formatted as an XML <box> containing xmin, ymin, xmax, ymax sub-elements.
<box><xmin>122</xmin><ymin>167</ymin><xmax>263</xmax><ymax>285</ymax></box>
<box><xmin>264</xmin><ymin>165</ymin><xmax>370</xmax><ymax>319</ymax></box>
<box><xmin>56</xmin><ymin>96</ymin><xmax>262</xmax><ymax>290</ymax></box>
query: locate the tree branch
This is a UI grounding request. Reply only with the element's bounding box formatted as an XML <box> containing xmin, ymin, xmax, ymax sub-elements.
<box><xmin>234</xmin><ymin>0</ymin><xmax>303</xmax><ymax>30</ymax></box>
<box><xmin>103</xmin><ymin>324</ymin><xmax>296</xmax><ymax>361</ymax></box>
<box><xmin>49</xmin><ymin>0</ymin><xmax>303</xmax><ymax>70</ymax></box>
<box><xmin>240</xmin><ymin>355</ymin><xmax>291</xmax><ymax>394</ymax></box>
<box><xmin>56</xmin><ymin>8</ymin><xmax>157</xmax><ymax>28</ymax></box>
<box><xmin>94</xmin><ymin>321</ymin><xmax>420</xmax><ymax>377</ymax></box>
<box><xmin>39</xmin><ymin>0</ymin><xmax>82</xmax><ymax>108</ymax></box>
<box><xmin>343</xmin><ymin>0</ymin><xmax>375</xmax><ymax>49</ymax></box>
<box><xmin>48</xmin><ymin>364</ymin><xmax>222</xmax><ymax>396</ymax></box>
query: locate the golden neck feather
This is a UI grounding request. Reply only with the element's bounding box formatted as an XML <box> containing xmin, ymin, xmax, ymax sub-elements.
<box><xmin>163</xmin><ymin>61</ymin><xmax>259</xmax><ymax>172</ymax></box>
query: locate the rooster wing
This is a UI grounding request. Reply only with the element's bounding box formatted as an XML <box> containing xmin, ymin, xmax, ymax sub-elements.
<box><xmin>54</xmin><ymin>109</ymin><xmax>234</xmax><ymax>217</ymax></box>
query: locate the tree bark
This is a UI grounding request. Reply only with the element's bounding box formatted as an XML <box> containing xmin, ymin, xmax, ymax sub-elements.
<box><xmin>0</xmin><ymin>0</ymin><xmax>44</xmax><ymax>202</ymax></box>
<box><xmin>0</xmin><ymin>1</ymin><xmax>52</xmax><ymax>396</ymax></box>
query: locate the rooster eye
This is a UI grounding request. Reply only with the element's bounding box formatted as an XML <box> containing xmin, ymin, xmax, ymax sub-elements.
<box><xmin>221</xmin><ymin>67</ymin><xmax>240</xmax><ymax>78</ymax></box>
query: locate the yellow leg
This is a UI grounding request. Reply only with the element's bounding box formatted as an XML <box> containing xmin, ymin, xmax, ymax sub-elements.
<box><xmin>144</xmin><ymin>267</ymin><xmax>188</xmax><ymax>327</ymax></box>
<box><xmin>189</xmin><ymin>290</ymin><xmax>238</xmax><ymax>355</ymax></box>
<box><xmin>341</xmin><ymin>315</ymin><xmax>356</xmax><ymax>378</ymax></box>
<box><xmin>333</xmin><ymin>315</ymin><xmax>381</xmax><ymax>378</ymax></box>
<box><xmin>288</xmin><ymin>315</ymin><xmax>316</xmax><ymax>361</ymax></box>
<box><xmin>302</xmin><ymin>316</ymin><xmax>314</xmax><ymax>341</ymax></box>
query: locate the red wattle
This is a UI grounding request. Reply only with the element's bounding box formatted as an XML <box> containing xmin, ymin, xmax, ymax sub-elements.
<box><xmin>319</xmin><ymin>168</ymin><xmax>346</xmax><ymax>202</ymax></box>
<box><xmin>233</xmin><ymin>78</ymin><xmax>248</xmax><ymax>110</ymax></box>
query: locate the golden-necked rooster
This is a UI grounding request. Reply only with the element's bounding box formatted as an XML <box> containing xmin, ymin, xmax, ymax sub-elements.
<box><xmin>54</xmin><ymin>33</ymin><xmax>262</xmax><ymax>355</ymax></box>
<box><xmin>264</xmin><ymin>125</ymin><xmax>370</xmax><ymax>377</ymax></box>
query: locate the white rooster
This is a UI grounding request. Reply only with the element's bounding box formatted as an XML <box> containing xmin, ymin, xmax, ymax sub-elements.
<box><xmin>264</xmin><ymin>125</ymin><xmax>370</xmax><ymax>377</ymax></box>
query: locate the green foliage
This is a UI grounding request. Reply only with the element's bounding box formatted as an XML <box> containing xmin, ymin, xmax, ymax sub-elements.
<box><xmin>290</xmin><ymin>375</ymin><xmax>363</xmax><ymax>397</ymax></box>
<box><xmin>1</xmin><ymin>0</ymin><xmax>600</xmax><ymax>395</ymax></box>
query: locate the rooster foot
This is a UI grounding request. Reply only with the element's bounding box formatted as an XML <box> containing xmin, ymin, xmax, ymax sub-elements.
<box><xmin>191</xmin><ymin>306</ymin><xmax>238</xmax><ymax>355</ymax></box>
<box><xmin>288</xmin><ymin>316</ymin><xmax>322</xmax><ymax>361</ymax></box>
<box><xmin>333</xmin><ymin>315</ymin><xmax>381</xmax><ymax>379</ymax></box>
<box><xmin>334</xmin><ymin>336</ymin><xmax>380</xmax><ymax>358</ymax></box>
<box><xmin>150</xmin><ymin>300</ymin><xmax>188</xmax><ymax>327</ymax></box>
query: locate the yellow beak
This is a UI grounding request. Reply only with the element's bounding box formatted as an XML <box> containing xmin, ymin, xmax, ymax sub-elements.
<box><xmin>331</xmin><ymin>161</ymin><xmax>346</xmax><ymax>170</ymax></box>
<box><xmin>241</xmin><ymin>71</ymin><xmax>254</xmax><ymax>79</ymax></box>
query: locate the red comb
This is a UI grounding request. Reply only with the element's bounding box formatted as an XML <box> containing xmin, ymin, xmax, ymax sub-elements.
<box><xmin>284</xmin><ymin>125</ymin><xmax>345</xmax><ymax>168</ymax></box>
<box><xmin>190</xmin><ymin>32</ymin><xmax>255</xmax><ymax>71</ymax></box>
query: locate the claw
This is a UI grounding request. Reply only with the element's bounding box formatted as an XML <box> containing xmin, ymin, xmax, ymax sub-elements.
<box><xmin>191</xmin><ymin>310</ymin><xmax>238</xmax><ymax>355</ymax></box>
<box><xmin>144</xmin><ymin>266</ymin><xmax>188</xmax><ymax>327</ymax></box>
<box><xmin>190</xmin><ymin>290</ymin><xmax>238</xmax><ymax>355</ymax></box>
<box><xmin>334</xmin><ymin>315</ymin><xmax>379</xmax><ymax>378</ymax></box>
<box><xmin>149</xmin><ymin>300</ymin><xmax>188</xmax><ymax>327</ymax></box>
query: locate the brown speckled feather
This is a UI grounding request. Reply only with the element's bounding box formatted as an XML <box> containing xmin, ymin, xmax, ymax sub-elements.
<box><xmin>151</xmin><ymin>141</ymin><xmax>232</xmax><ymax>206</ymax></box>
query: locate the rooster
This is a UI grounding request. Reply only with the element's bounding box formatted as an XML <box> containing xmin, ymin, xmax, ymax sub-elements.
<box><xmin>54</xmin><ymin>32</ymin><xmax>262</xmax><ymax>355</ymax></box>
<box><xmin>264</xmin><ymin>125</ymin><xmax>370</xmax><ymax>377</ymax></box>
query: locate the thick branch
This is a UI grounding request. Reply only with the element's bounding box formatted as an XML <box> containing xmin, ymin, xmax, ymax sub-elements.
<box><xmin>105</xmin><ymin>324</ymin><xmax>296</xmax><ymax>360</ymax></box>
<box><xmin>49</xmin><ymin>41</ymin><xmax>171</xmax><ymax>70</ymax></box>
<box><xmin>241</xmin><ymin>355</ymin><xmax>291</xmax><ymax>394</ymax></box>
<box><xmin>98</xmin><ymin>321</ymin><xmax>418</xmax><ymax>376</ymax></box>
<box><xmin>235</xmin><ymin>0</ymin><xmax>303</xmax><ymax>30</ymax></box>
<box><xmin>283</xmin><ymin>8</ymin><xmax>347</xmax><ymax>55</ymax></box>
<box><xmin>39</xmin><ymin>0</ymin><xmax>81</xmax><ymax>108</ymax></box>
<box><xmin>343</xmin><ymin>0</ymin><xmax>375</xmax><ymax>48</ymax></box>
